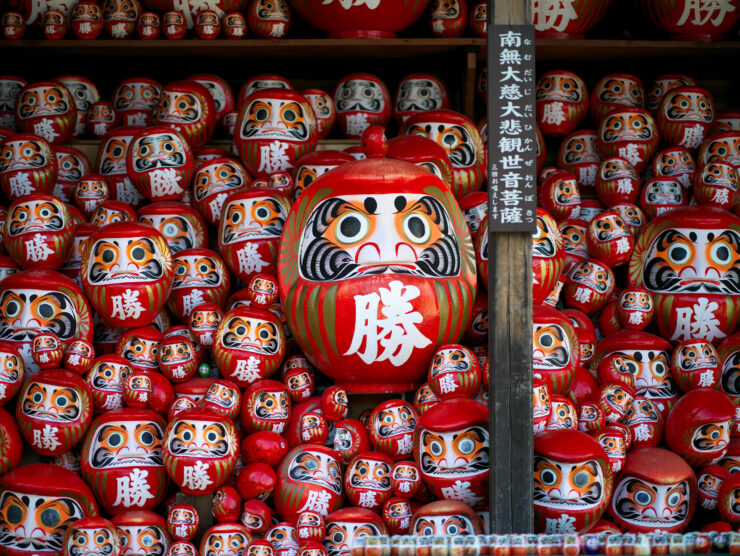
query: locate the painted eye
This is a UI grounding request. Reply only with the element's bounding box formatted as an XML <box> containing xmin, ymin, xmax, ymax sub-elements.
<box><xmin>335</xmin><ymin>212</ymin><xmax>369</xmax><ymax>244</ymax></box>
<box><xmin>331</xmin><ymin>531</ymin><xmax>344</xmax><ymax>544</ymax></box>
<box><xmin>667</xmin><ymin>491</ymin><xmax>681</xmax><ymax>507</ymax></box>
<box><xmin>37</xmin><ymin>301</ymin><xmax>56</xmax><ymax>319</ymax></box>
<box><xmin>635</xmin><ymin>489</ymin><xmax>652</xmax><ymax>505</ymax></box>
<box><xmin>255</xmin><ymin>108</ymin><xmax>270</xmax><ymax>121</ymax></box>
<box><xmin>540</xmin><ymin>468</ymin><xmax>557</xmax><ymax>486</ymax></box>
<box><xmin>538</xmin><ymin>332</ymin><xmax>554</xmax><ymax>348</ymax></box>
<box><xmin>131</xmin><ymin>246</ymin><xmax>146</xmax><ymax>261</ymax></box>
<box><xmin>668</xmin><ymin>241</ymin><xmax>692</xmax><ymax>265</ymax></box>
<box><xmin>573</xmin><ymin>470</ymin><xmax>590</xmax><ymax>488</ymax></box>
<box><xmin>3</xmin><ymin>300</ymin><xmax>21</xmax><ymax>318</ymax></box>
<box><xmin>108</xmin><ymin>432</ymin><xmax>123</xmax><ymax>447</ymax></box>
<box><xmin>139</xmin><ymin>430</ymin><xmax>155</xmax><ymax>446</ymax></box>
<box><xmin>711</xmin><ymin>241</ymin><xmax>733</xmax><ymax>265</ymax></box>
<box><xmin>39</xmin><ymin>507</ymin><xmax>60</xmax><ymax>527</ymax></box>
<box><xmin>458</xmin><ymin>438</ymin><xmax>475</xmax><ymax>455</ymax></box>
<box><xmin>283</xmin><ymin>109</ymin><xmax>297</xmax><ymax>122</ymax></box>
<box><xmin>402</xmin><ymin>213</ymin><xmax>431</xmax><ymax>244</ymax></box>
<box><xmin>206</xmin><ymin>430</ymin><xmax>219</xmax><ymax>442</ymax></box>
<box><xmin>305</xmin><ymin>458</ymin><xmax>318</xmax><ymax>471</ymax></box>
<box><xmin>181</xmin><ymin>429</ymin><xmax>193</xmax><ymax>441</ymax></box>
<box><xmin>429</xmin><ymin>440</ymin><xmax>444</xmax><ymax>456</ymax></box>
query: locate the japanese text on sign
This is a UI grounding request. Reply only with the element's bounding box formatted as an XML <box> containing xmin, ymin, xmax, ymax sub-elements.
<box><xmin>488</xmin><ymin>25</ymin><xmax>537</xmax><ymax>232</ymax></box>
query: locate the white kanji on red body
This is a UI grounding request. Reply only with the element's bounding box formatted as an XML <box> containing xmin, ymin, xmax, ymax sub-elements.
<box><xmin>32</xmin><ymin>424</ymin><xmax>61</xmax><ymax>451</ymax></box>
<box><xmin>8</xmin><ymin>172</ymin><xmax>33</xmax><ymax>197</ymax></box>
<box><xmin>110</xmin><ymin>289</ymin><xmax>146</xmax><ymax>321</ymax></box>
<box><xmin>182</xmin><ymin>460</ymin><xmax>213</xmax><ymax>491</ymax></box>
<box><xmin>237</xmin><ymin>243</ymin><xmax>269</xmax><ymax>275</ymax></box>
<box><xmin>33</xmin><ymin>119</ymin><xmax>59</xmax><ymax>142</ymax></box>
<box><xmin>672</xmin><ymin>297</ymin><xmax>725</xmax><ymax>342</ymax></box>
<box><xmin>25</xmin><ymin>234</ymin><xmax>54</xmax><ymax>262</ymax></box>
<box><xmin>545</xmin><ymin>514</ymin><xmax>576</xmax><ymax>534</ymax></box>
<box><xmin>344</xmin><ymin>113</ymin><xmax>370</xmax><ymax>137</ymax></box>
<box><xmin>257</xmin><ymin>141</ymin><xmax>292</xmax><ymax>174</ymax></box>
<box><xmin>618</xmin><ymin>144</ymin><xmax>642</xmax><ymax>167</ymax></box>
<box><xmin>679</xmin><ymin>124</ymin><xmax>706</xmax><ymax>149</ymax></box>
<box><xmin>440</xmin><ymin>480</ymin><xmax>483</xmax><ymax>507</ymax></box>
<box><xmin>113</xmin><ymin>468</ymin><xmax>155</xmax><ymax>507</ymax></box>
<box><xmin>677</xmin><ymin>0</ymin><xmax>734</xmax><ymax>26</ymax></box>
<box><xmin>438</xmin><ymin>374</ymin><xmax>458</xmax><ymax>394</ymax></box>
<box><xmin>183</xmin><ymin>289</ymin><xmax>206</xmax><ymax>316</ymax></box>
<box><xmin>542</xmin><ymin>102</ymin><xmax>566</xmax><ymax>126</ymax></box>
<box><xmin>345</xmin><ymin>280</ymin><xmax>432</xmax><ymax>366</ymax></box>
<box><xmin>533</xmin><ymin>0</ymin><xmax>577</xmax><ymax>32</ymax></box>
<box><xmin>233</xmin><ymin>356</ymin><xmax>262</xmax><ymax>383</ymax></box>
<box><xmin>298</xmin><ymin>490</ymin><xmax>332</xmax><ymax>516</ymax></box>
<box><xmin>149</xmin><ymin>168</ymin><xmax>184</xmax><ymax>197</ymax></box>
<box><xmin>357</xmin><ymin>491</ymin><xmax>377</xmax><ymax>508</ymax></box>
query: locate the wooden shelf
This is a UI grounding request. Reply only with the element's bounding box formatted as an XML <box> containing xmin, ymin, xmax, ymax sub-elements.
<box><xmin>2</xmin><ymin>37</ymin><xmax>486</xmax><ymax>59</ymax></box>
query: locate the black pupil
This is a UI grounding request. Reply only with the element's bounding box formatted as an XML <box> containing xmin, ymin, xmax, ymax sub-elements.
<box><xmin>110</xmin><ymin>433</ymin><xmax>122</xmax><ymax>446</ymax></box>
<box><xmin>717</xmin><ymin>246</ymin><xmax>730</xmax><ymax>261</ymax></box>
<box><xmin>41</xmin><ymin>508</ymin><xmax>60</xmax><ymax>527</ymax></box>
<box><xmin>103</xmin><ymin>249</ymin><xmax>115</xmax><ymax>263</ymax></box>
<box><xmin>340</xmin><ymin>216</ymin><xmax>361</xmax><ymax>238</ymax></box>
<box><xmin>7</xmin><ymin>505</ymin><xmax>22</xmax><ymax>524</ymax></box>
<box><xmin>407</xmin><ymin>216</ymin><xmax>425</xmax><ymax>238</ymax></box>
<box><xmin>672</xmin><ymin>247</ymin><xmax>687</xmax><ymax>261</ymax></box>
<box><xmin>284</xmin><ymin>110</ymin><xmax>296</xmax><ymax>122</ymax></box>
<box><xmin>540</xmin><ymin>334</ymin><xmax>553</xmax><ymax>348</ymax></box>
<box><xmin>256</xmin><ymin>109</ymin><xmax>269</xmax><ymax>120</ymax></box>
<box><xmin>132</xmin><ymin>247</ymin><xmax>145</xmax><ymax>260</ymax></box>
<box><xmin>38</xmin><ymin>303</ymin><xmax>54</xmax><ymax>319</ymax></box>
<box><xmin>141</xmin><ymin>431</ymin><xmax>153</xmax><ymax>444</ymax></box>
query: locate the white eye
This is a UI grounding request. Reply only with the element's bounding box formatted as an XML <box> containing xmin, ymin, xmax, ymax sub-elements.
<box><xmin>402</xmin><ymin>213</ymin><xmax>431</xmax><ymax>244</ymax></box>
<box><xmin>429</xmin><ymin>440</ymin><xmax>444</xmax><ymax>456</ymax></box>
<box><xmin>667</xmin><ymin>242</ymin><xmax>692</xmax><ymax>265</ymax></box>
<box><xmin>335</xmin><ymin>212</ymin><xmax>369</xmax><ymax>244</ymax></box>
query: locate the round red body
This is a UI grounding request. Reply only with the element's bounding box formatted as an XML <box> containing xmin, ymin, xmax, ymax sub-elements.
<box><xmin>79</xmin><ymin>407</ymin><xmax>168</xmax><ymax>512</ymax></box>
<box><xmin>534</xmin><ymin>429</ymin><xmax>612</xmax><ymax>533</ymax></box>
<box><xmin>240</xmin><ymin>379</ymin><xmax>291</xmax><ymax>434</ymax></box>
<box><xmin>671</xmin><ymin>338</ymin><xmax>721</xmax><ymax>392</ymax></box>
<box><xmin>195</xmin><ymin>10</ymin><xmax>222</xmax><ymax>38</ymax></box>
<box><xmin>344</xmin><ymin>451</ymin><xmax>394</xmax><ymax>512</ymax></box>
<box><xmin>167</xmin><ymin>504</ymin><xmax>199</xmax><ymax>541</ymax></box>
<box><xmin>2</xmin><ymin>12</ymin><xmax>26</xmax><ymax>39</ymax></box>
<box><xmin>137</xmin><ymin>11</ymin><xmax>161</xmax><ymax>38</ymax></box>
<box><xmin>278</xmin><ymin>157</ymin><xmax>476</xmax><ymax>393</ymax></box>
<box><xmin>532</xmin><ymin>0</ymin><xmax>612</xmax><ymax>39</ymax></box>
<box><xmin>590</xmin><ymin>74</ymin><xmax>645</xmax><ymax>123</ymax></box>
<box><xmin>637</xmin><ymin>0</ymin><xmax>740</xmax><ymax>41</ymax></box>
<box><xmin>428</xmin><ymin>0</ymin><xmax>467</xmax><ymax>37</ymax></box>
<box><xmin>332</xmin><ymin>419</ymin><xmax>370</xmax><ymax>463</ymax></box>
<box><xmin>151</xmin><ymin>81</ymin><xmax>217</xmax><ymax>150</ymax></box>
<box><xmin>536</xmin><ymin>70</ymin><xmax>588</xmax><ymax>136</ymax></box>
<box><xmin>597</xmin><ymin>107</ymin><xmax>659</xmax><ymax>173</ymax></box>
<box><xmin>273</xmin><ymin>444</ymin><xmax>344</xmax><ymax>520</ymax></box>
<box><xmin>658</xmin><ymin>86</ymin><xmax>715</xmax><ymax>151</ymax></box>
<box><xmin>223</xmin><ymin>11</ymin><xmax>247</xmax><ymax>38</ymax></box>
<box><xmin>533</xmin><ymin>208</ymin><xmax>566</xmax><ymax>305</ymax></box>
<box><xmin>0</xmin><ymin>134</ymin><xmax>57</xmax><ymax>200</ymax></box>
<box><xmin>595</xmin><ymin>157</ymin><xmax>640</xmax><ymax>207</ymax></box>
<box><xmin>127</xmin><ymin>127</ymin><xmax>194</xmax><ymax>202</ymax></box>
<box><xmin>368</xmin><ymin>399</ymin><xmax>419</xmax><ymax>460</ymax></box>
<box><xmin>247</xmin><ymin>0</ymin><xmax>291</xmax><ymax>38</ymax></box>
<box><xmin>694</xmin><ymin>161</ymin><xmax>739</xmax><ymax>210</ymax></box>
<box><xmin>162</xmin><ymin>407</ymin><xmax>239</xmax><ymax>495</ymax></box>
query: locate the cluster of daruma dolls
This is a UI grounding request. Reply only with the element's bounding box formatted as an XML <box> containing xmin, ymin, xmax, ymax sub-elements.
<box><xmin>530</xmin><ymin>67</ymin><xmax>740</xmax><ymax>537</ymax></box>
<box><xmin>0</xmin><ymin>62</ymin><xmax>498</xmax><ymax>556</ymax></box>
<box><xmin>0</xmin><ymin>0</ymin><xmax>487</xmax><ymax>41</ymax></box>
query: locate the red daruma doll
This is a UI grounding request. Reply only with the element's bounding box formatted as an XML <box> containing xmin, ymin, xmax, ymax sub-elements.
<box><xmin>81</xmin><ymin>222</ymin><xmax>174</xmax><ymax>328</ymax></box>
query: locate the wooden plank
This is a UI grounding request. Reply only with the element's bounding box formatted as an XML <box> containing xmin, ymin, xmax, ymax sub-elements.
<box><xmin>463</xmin><ymin>48</ymin><xmax>478</xmax><ymax>119</ymax></box>
<box><xmin>488</xmin><ymin>0</ymin><xmax>534</xmax><ymax>534</ymax></box>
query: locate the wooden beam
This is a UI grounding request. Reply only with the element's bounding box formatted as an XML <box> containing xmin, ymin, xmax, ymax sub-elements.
<box><xmin>463</xmin><ymin>48</ymin><xmax>478</xmax><ymax>119</ymax></box>
<box><xmin>488</xmin><ymin>0</ymin><xmax>534</xmax><ymax>534</ymax></box>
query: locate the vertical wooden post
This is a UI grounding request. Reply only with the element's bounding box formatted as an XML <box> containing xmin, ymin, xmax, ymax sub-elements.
<box><xmin>463</xmin><ymin>47</ymin><xmax>478</xmax><ymax>119</ymax></box>
<box><xmin>488</xmin><ymin>0</ymin><xmax>534</xmax><ymax>534</ymax></box>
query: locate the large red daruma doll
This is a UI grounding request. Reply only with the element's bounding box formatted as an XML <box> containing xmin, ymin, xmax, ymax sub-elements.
<box><xmin>277</xmin><ymin>157</ymin><xmax>477</xmax><ymax>393</ymax></box>
<box><xmin>81</xmin><ymin>222</ymin><xmax>174</xmax><ymax>328</ymax></box>
<box><xmin>628</xmin><ymin>206</ymin><xmax>740</xmax><ymax>345</ymax></box>
<box><xmin>234</xmin><ymin>89</ymin><xmax>318</xmax><ymax>178</ymax></box>
<box><xmin>534</xmin><ymin>429</ymin><xmax>613</xmax><ymax>534</ymax></box>
<box><xmin>0</xmin><ymin>269</ymin><xmax>93</xmax><ymax>373</ymax></box>
<box><xmin>533</xmin><ymin>208</ymin><xmax>565</xmax><ymax>305</ymax></box>
<box><xmin>0</xmin><ymin>464</ymin><xmax>98</xmax><ymax>556</ymax></box>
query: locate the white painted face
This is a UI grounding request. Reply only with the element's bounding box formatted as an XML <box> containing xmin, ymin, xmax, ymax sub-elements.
<box><xmin>117</xmin><ymin>524</ymin><xmax>168</xmax><ymax>556</ymax></box>
<box><xmin>130</xmin><ymin>132</ymin><xmax>188</xmax><ymax>172</ymax></box>
<box><xmin>99</xmin><ymin>135</ymin><xmax>134</xmax><ymax>175</ymax></box>
<box><xmin>691</xmin><ymin>421</ymin><xmax>731</xmax><ymax>453</ymax></box>
<box><xmin>325</xmin><ymin>521</ymin><xmax>382</xmax><ymax>556</ymax></box>
<box><xmin>532</xmin><ymin>323</ymin><xmax>571</xmax><ymax>371</ymax></box>
<box><xmin>334</xmin><ymin>80</ymin><xmax>386</xmax><ymax>114</ymax></box>
<box><xmin>533</xmin><ymin>456</ymin><xmax>605</xmax><ymax>510</ymax></box>
<box><xmin>244</xmin><ymin>80</ymin><xmax>290</xmax><ymax>98</ymax></box>
<box><xmin>67</xmin><ymin>526</ymin><xmax>115</xmax><ymax>556</ymax></box>
<box><xmin>604</xmin><ymin>349</ymin><xmax>676</xmax><ymax>404</ymax></box>
<box><xmin>297</xmin><ymin>192</ymin><xmax>460</xmax><ymax>281</ymax></box>
<box><xmin>396</xmin><ymin>79</ymin><xmax>444</xmax><ymax>113</ymax></box>
<box><xmin>139</xmin><ymin>213</ymin><xmax>197</xmax><ymax>254</ymax></box>
<box><xmin>86</xmin><ymin>236</ymin><xmax>165</xmax><ymax>285</ymax></box>
<box><xmin>0</xmin><ymin>491</ymin><xmax>84</xmax><ymax>552</ymax></box>
<box><xmin>89</xmin><ymin>360</ymin><xmax>129</xmax><ymax>393</ymax></box>
<box><xmin>373</xmin><ymin>404</ymin><xmax>416</xmax><ymax>437</ymax></box>
<box><xmin>240</xmin><ymin>97</ymin><xmax>310</xmax><ymax>141</ymax></box>
<box><xmin>611</xmin><ymin>477</ymin><xmax>690</xmax><ymax>529</ymax></box>
<box><xmin>88</xmin><ymin>420</ymin><xmax>164</xmax><ymax>468</ymax></box>
<box><xmin>304</xmin><ymin>93</ymin><xmax>333</xmax><ymax>119</ymax></box>
<box><xmin>0</xmin><ymin>138</ymin><xmax>50</xmax><ymax>171</ymax></box>
<box><xmin>172</xmin><ymin>254</ymin><xmax>223</xmax><ymax>289</ymax></box>
<box><xmin>166</xmin><ymin>419</ymin><xmax>231</xmax><ymax>458</ymax></box>
<box><xmin>220</xmin><ymin>196</ymin><xmax>288</xmax><ymax>243</ymax></box>
<box><xmin>0</xmin><ymin>287</ymin><xmax>80</xmax><ymax>342</ymax></box>
<box><xmin>0</xmin><ymin>79</ymin><xmax>24</xmax><ymax>112</ymax></box>
<box><xmin>193</xmin><ymin>79</ymin><xmax>226</xmax><ymax>112</ymax></box>
<box><xmin>114</xmin><ymin>82</ymin><xmax>162</xmax><ymax>111</ymax></box>
<box><xmin>418</xmin><ymin>425</ymin><xmax>489</xmax><ymax>478</ymax></box>
<box><xmin>154</xmin><ymin>90</ymin><xmax>203</xmax><ymax>124</ymax></box>
<box><xmin>7</xmin><ymin>199</ymin><xmax>66</xmax><ymax>236</ymax></box>
<box><xmin>17</xmin><ymin>85</ymin><xmax>71</xmax><ymax>119</ymax></box>
<box><xmin>287</xmin><ymin>450</ymin><xmax>343</xmax><ymax>494</ymax></box>
<box><xmin>58</xmin><ymin>79</ymin><xmax>98</xmax><ymax>112</ymax></box>
<box><xmin>406</xmin><ymin>120</ymin><xmax>478</xmax><ymax>168</ymax></box>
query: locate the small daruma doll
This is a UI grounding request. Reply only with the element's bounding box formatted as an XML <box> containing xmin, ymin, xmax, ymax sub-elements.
<box><xmin>234</xmin><ymin>89</ymin><xmax>318</xmax><ymax>177</ymax></box>
<box><xmin>0</xmin><ymin>464</ymin><xmax>99</xmax><ymax>556</ymax></box>
<box><xmin>333</xmin><ymin>74</ymin><xmax>391</xmax><ymax>140</ymax></box>
<box><xmin>693</xmin><ymin>161</ymin><xmax>739</xmax><ymax>211</ymax></box>
<box><xmin>597</xmin><ymin>108</ymin><xmax>659</xmax><ymax>173</ymax></box>
<box><xmin>111</xmin><ymin>510</ymin><xmax>169</xmax><ymax>556</ymax></box>
<box><xmin>151</xmin><ymin>81</ymin><xmax>217</xmax><ymax>150</ymax></box>
<box><xmin>427</xmin><ymin>344</ymin><xmax>481</xmax><ymax>400</ymax></box>
<box><xmin>240</xmin><ymin>380</ymin><xmax>291</xmax><ymax>434</ymax></box>
<box><xmin>627</xmin><ymin>206</ymin><xmax>740</xmax><ymax>345</ymax></box>
<box><xmin>609</xmin><ymin>447</ymin><xmax>697</xmax><ymax>533</ymax></box>
<box><xmin>4</xmin><ymin>194</ymin><xmax>73</xmax><ymax>271</ymax></box>
<box><xmin>344</xmin><ymin>451</ymin><xmax>393</xmax><ymax>512</ymax></box>
<box><xmin>62</xmin><ymin>516</ymin><xmax>121</xmax><ymax>556</ymax></box>
<box><xmin>429</xmin><ymin>0</ymin><xmax>467</xmax><ymax>37</ymax></box>
<box><xmin>273</xmin><ymin>444</ymin><xmax>344</xmax><ymax>520</ymax></box>
<box><xmin>247</xmin><ymin>0</ymin><xmax>291</xmax><ymax>38</ymax></box>
<box><xmin>32</xmin><ymin>332</ymin><xmax>64</xmax><ymax>369</ymax></box>
<box><xmin>0</xmin><ymin>342</ymin><xmax>24</xmax><ymax>406</ymax></box>
<box><xmin>127</xmin><ymin>127</ymin><xmax>194</xmax><ymax>202</ymax></box>
<box><xmin>213</xmin><ymin>307</ymin><xmax>287</xmax><ymax>387</ymax></box>
<box><xmin>167</xmin><ymin>248</ymin><xmax>230</xmax><ymax>320</ymax></box>
<box><xmin>532</xmin><ymin>304</ymin><xmax>579</xmax><ymax>396</ymax></box>
<box><xmin>368</xmin><ymin>399</ymin><xmax>418</xmax><ymax>460</ymax></box>
<box><xmin>617</xmin><ymin>287</ymin><xmax>654</xmax><ymax>331</ymax></box>
<box><xmin>199</xmin><ymin>523</ymin><xmax>252</xmax><ymax>556</ymax></box>
<box><xmin>671</xmin><ymin>339</ymin><xmax>721</xmax><ymax>392</ymax></box>
<box><xmin>79</xmin><ymin>407</ymin><xmax>168</xmax><ymax>513</ymax></box>
<box><xmin>414</xmin><ymin>398</ymin><xmax>489</xmax><ymax>509</ymax></box>
<box><xmin>665</xmin><ymin>389</ymin><xmax>734</xmax><ymax>468</ymax></box>
<box><xmin>404</xmin><ymin>109</ymin><xmax>486</xmax><ymax>200</ymax></box>
<box><xmin>167</xmin><ymin>504</ymin><xmax>198</xmax><ymax>541</ymax></box>
<box><xmin>162</xmin><ymin>407</ymin><xmax>239</xmax><ymax>494</ymax></box>
<box><xmin>0</xmin><ymin>134</ymin><xmax>57</xmax><ymax>200</ymax></box>
<box><xmin>81</xmin><ymin>222</ymin><xmax>174</xmax><ymax>328</ymax></box>
<box><xmin>324</xmin><ymin>508</ymin><xmax>388</xmax><ymax>556</ymax></box>
<box><xmin>533</xmin><ymin>208</ymin><xmax>565</xmax><ymax>305</ymax></box>
<box><xmin>657</xmin><ymin>87</ymin><xmax>715</xmax><ymax>151</ymax></box>
<box><xmin>533</xmin><ymin>429</ymin><xmax>612</xmax><ymax>534</ymax></box>
<box><xmin>15</xmin><ymin>81</ymin><xmax>77</xmax><ymax>144</ymax></box>
<box><xmin>278</xmin><ymin>156</ymin><xmax>476</xmax><ymax>393</ymax></box>
<box><xmin>218</xmin><ymin>189</ymin><xmax>291</xmax><ymax>284</ymax></box>
<box><xmin>535</xmin><ymin>70</ymin><xmax>588</xmax><ymax>136</ymax></box>
<box><xmin>586</xmin><ymin>210</ymin><xmax>634</xmax><ymax>267</ymax></box>
<box><xmin>192</xmin><ymin>157</ymin><xmax>251</xmax><ymax>226</ymax></box>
